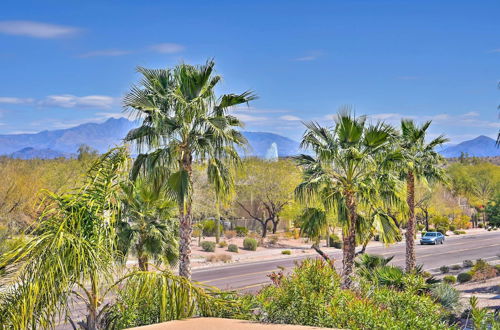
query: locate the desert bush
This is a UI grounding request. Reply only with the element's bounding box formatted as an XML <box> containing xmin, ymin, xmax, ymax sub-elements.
<box><xmin>267</xmin><ymin>234</ymin><xmax>279</xmax><ymax>245</ymax></box>
<box><xmin>448</xmin><ymin>225</ymin><xmax>456</xmax><ymax>232</ymax></box>
<box><xmin>463</xmin><ymin>260</ymin><xmax>474</xmax><ymax>268</ymax></box>
<box><xmin>255</xmin><ymin>259</ymin><xmax>448</xmax><ymax>329</ymax></box>
<box><xmin>218</xmin><ymin>241</ymin><xmax>228</xmax><ymax>248</ymax></box>
<box><xmin>453</xmin><ymin>230</ymin><xmax>461</xmax><ymax>235</ymax></box>
<box><xmin>442</xmin><ymin>275</ymin><xmax>457</xmax><ymax>284</ymax></box>
<box><xmin>478</xmin><ymin>223</ymin><xmax>484</xmax><ymax>228</ymax></box>
<box><xmin>201</xmin><ymin>220</ymin><xmax>221</xmax><ymax>237</ymax></box>
<box><xmin>440</xmin><ymin>265</ymin><xmax>450</xmax><ymax>274</ymax></box>
<box><xmin>227</xmin><ymin>244</ymin><xmax>239</xmax><ymax>253</ymax></box>
<box><xmin>206</xmin><ymin>254</ymin><xmax>232</xmax><ymax>263</ymax></box>
<box><xmin>243</xmin><ymin>237</ymin><xmax>257</xmax><ymax>251</ymax></box>
<box><xmin>235</xmin><ymin>226</ymin><xmax>248</xmax><ymax>237</ymax></box>
<box><xmin>281</xmin><ymin>250</ymin><xmax>291</xmax><ymax>255</ymax></box>
<box><xmin>430</xmin><ymin>282</ymin><xmax>461</xmax><ymax>311</ymax></box>
<box><xmin>329</xmin><ymin>234</ymin><xmax>342</xmax><ymax>249</ymax></box>
<box><xmin>495</xmin><ymin>264</ymin><xmax>500</xmax><ymax>273</ymax></box>
<box><xmin>470</xmin><ymin>259</ymin><xmax>497</xmax><ymax>281</ymax></box>
<box><xmin>436</xmin><ymin>227</ymin><xmax>447</xmax><ymax>235</ymax></box>
<box><xmin>457</xmin><ymin>272</ymin><xmax>472</xmax><ymax>283</ymax></box>
<box><xmin>201</xmin><ymin>241</ymin><xmax>216</xmax><ymax>252</ymax></box>
<box><xmin>450</xmin><ymin>264</ymin><xmax>461</xmax><ymax>271</ymax></box>
<box><xmin>224</xmin><ymin>230</ymin><xmax>236</xmax><ymax>239</ymax></box>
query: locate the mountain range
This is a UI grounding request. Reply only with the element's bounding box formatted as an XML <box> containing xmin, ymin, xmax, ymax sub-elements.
<box><xmin>0</xmin><ymin>118</ymin><xmax>498</xmax><ymax>159</ymax></box>
<box><xmin>0</xmin><ymin>118</ymin><xmax>301</xmax><ymax>159</ymax></box>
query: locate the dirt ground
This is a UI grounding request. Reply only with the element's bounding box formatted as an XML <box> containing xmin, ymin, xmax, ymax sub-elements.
<box><xmin>455</xmin><ymin>276</ymin><xmax>500</xmax><ymax>309</ymax></box>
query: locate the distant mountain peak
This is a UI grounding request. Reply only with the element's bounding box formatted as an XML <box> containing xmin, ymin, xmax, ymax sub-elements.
<box><xmin>440</xmin><ymin>135</ymin><xmax>499</xmax><ymax>158</ymax></box>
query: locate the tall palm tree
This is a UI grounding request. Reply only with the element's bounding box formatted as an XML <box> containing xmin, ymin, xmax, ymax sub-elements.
<box><xmin>295</xmin><ymin>110</ymin><xmax>398</xmax><ymax>288</ymax></box>
<box><xmin>398</xmin><ymin>120</ymin><xmax>448</xmax><ymax>272</ymax></box>
<box><xmin>124</xmin><ymin>60</ymin><xmax>255</xmax><ymax>279</ymax></box>
<box><xmin>117</xmin><ymin>177</ymin><xmax>178</xmax><ymax>271</ymax></box>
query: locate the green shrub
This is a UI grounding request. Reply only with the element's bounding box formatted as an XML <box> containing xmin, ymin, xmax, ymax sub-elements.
<box><xmin>201</xmin><ymin>220</ymin><xmax>221</xmax><ymax>237</ymax></box>
<box><xmin>457</xmin><ymin>272</ymin><xmax>472</xmax><ymax>283</ymax></box>
<box><xmin>281</xmin><ymin>250</ymin><xmax>291</xmax><ymax>255</ymax></box>
<box><xmin>453</xmin><ymin>230</ymin><xmax>461</xmax><ymax>235</ymax></box>
<box><xmin>255</xmin><ymin>259</ymin><xmax>449</xmax><ymax>329</ymax></box>
<box><xmin>442</xmin><ymin>275</ymin><xmax>457</xmax><ymax>284</ymax></box>
<box><xmin>430</xmin><ymin>282</ymin><xmax>460</xmax><ymax>311</ymax></box>
<box><xmin>495</xmin><ymin>264</ymin><xmax>500</xmax><ymax>273</ymax></box>
<box><xmin>201</xmin><ymin>241</ymin><xmax>216</xmax><ymax>252</ymax></box>
<box><xmin>243</xmin><ymin>237</ymin><xmax>257</xmax><ymax>251</ymax></box>
<box><xmin>436</xmin><ymin>227</ymin><xmax>447</xmax><ymax>235</ymax></box>
<box><xmin>329</xmin><ymin>234</ymin><xmax>342</xmax><ymax>249</ymax></box>
<box><xmin>449</xmin><ymin>225</ymin><xmax>456</xmax><ymax>231</ymax></box>
<box><xmin>416</xmin><ymin>224</ymin><xmax>425</xmax><ymax>231</ymax></box>
<box><xmin>478</xmin><ymin>223</ymin><xmax>484</xmax><ymax>228</ymax></box>
<box><xmin>451</xmin><ymin>264</ymin><xmax>462</xmax><ymax>270</ymax></box>
<box><xmin>463</xmin><ymin>259</ymin><xmax>474</xmax><ymax>268</ymax></box>
<box><xmin>218</xmin><ymin>241</ymin><xmax>228</xmax><ymax>248</ymax></box>
<box><xmin>235</xmin><ymin>226</ymin><xmax>248</xmax><ymax>237</ymax></box>
<box><xmin>227</xmin><ymin>244</ymin><xmax>239</xmax><ymax>253</ymax></box>
<box><xmin>439</xmin><ymin>265</ymin><xmax>450</xmax><ymax>274</ymax></box>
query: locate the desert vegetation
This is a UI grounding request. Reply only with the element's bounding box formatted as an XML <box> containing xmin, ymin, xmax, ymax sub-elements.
<box><xmin>0</xmin><ymin>60</ymin><xmax>499</xmax><ymax>329</ymax></box>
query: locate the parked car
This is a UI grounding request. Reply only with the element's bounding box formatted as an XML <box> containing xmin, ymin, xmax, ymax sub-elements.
<box><xmin>420</xmin><ymin>232</ymin><xmax>445</xmax><ymax>245</ymax></box>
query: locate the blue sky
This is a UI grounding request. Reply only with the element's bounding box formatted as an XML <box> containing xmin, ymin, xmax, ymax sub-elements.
<box><xmin>0</xmin><ymin>0</ymin><xmax>499</xmax><ymax>143</ymax></box>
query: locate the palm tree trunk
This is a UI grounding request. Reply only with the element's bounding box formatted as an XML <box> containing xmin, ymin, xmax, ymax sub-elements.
<box><xmin>215</xmin><ymin>201</ymin><xmax>220</xmax><ymax>244</ymax></box>
<box><xmin>405</xmin><ymin>171</ymin><xmax>416</xmax><ymax>272</ymax></box>
<box><xmin>341</xmin><ymin>190</ymin><xmax>357</xmax><ymax>289</ymax></box>
<box><xmin>179</xmin><ymin>154</ymin><xmax>193</xmax><ymax>279</ymax></box>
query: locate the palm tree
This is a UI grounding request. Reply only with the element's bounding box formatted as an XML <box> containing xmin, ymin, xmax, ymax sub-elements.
<box><xmin>0</xmin><ymin>148</ymin><xmax>129</xmax><ymax>328</ymax></box>
<box><xmin>117</xmin><ymin>177</ymin><xmax>178</xmax><ymax>271</ymax></box>
<box><xmin>124</xmin><ymin>60</ymin><xmax>255</xmax><ymax>279</ymax></box>
<box><xmin>0</xmin><ymin>149</ymin><xmax>229</xmax><ymax>329</ymax></box>
<box><xmin>398</xmin><ymin>120</ymin><xmax>448</xmax><ymax>272</ymax></box>
<box><xmin>295</xmin><ymin>110</ymin><xmax>398</xmax><ymax>288</ymax></box>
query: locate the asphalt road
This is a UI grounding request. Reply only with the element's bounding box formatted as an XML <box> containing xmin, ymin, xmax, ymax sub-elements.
<box><xmin>192</xmin><ymin>230</ymin><xmax>500</xmax><ymax>293</ymax></box>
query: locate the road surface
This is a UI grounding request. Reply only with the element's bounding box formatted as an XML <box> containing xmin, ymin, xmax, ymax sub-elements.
<box><xmin>192</xmin><ymin>230</ymin><xmax>500</xmax><ymax>292</ymax></box>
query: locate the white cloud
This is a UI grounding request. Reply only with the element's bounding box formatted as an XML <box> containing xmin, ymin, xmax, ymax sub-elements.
<box><xmin>280</xmin><ymin>115</ymin><xmax>301</xmax><ymax>121</ymax></box>
<box><xmin>150</xmin><ymin>43</ymin><xmax>185</xmax><ymax>54</ymax></box>
<box><xmin>0</xmin><ymin>97</ymin><xmax>33</xmax><ymax>104</ymax></box>
<box><xmin>370</xmin><ymin>113</ymin><xmax>404</xmax><ymax>120</ymax></box>
<box><xmin>40</xmin><ymin>95</ymin><xmax>116</xmax><ymax>108</ymax></box>
<box><xmin>78</xmin><ymin>49</ymin><xmax>131</xmax><ymax>58</ymax></box>
<box><xmin>488</xmin><ymin>49</ymin><xmax>500</xmax><ymax>53</ymax></box>
<box><xmin>294</xmin><ymin>51</ymin><xmax>324</xmax><ymax>62</ymax></box>
<box><xmin>233</xmin><ymin>113</ymin><xmax>268</xmax><ymax>122</ymax></box>
<box><xmin>0</xmin><ymin>21</ymin><xmax>79</xmax><ymax>38</ymax></box>
<box><xmin>462</xmin><ymin>111</ymin><xmax>480</xmax><ymax>117</ymax></box>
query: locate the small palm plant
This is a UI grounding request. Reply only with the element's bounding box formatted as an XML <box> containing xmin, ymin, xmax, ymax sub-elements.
<box><xmin>117</xmin><ymin>176</ymin><xmax>178</xmax><ymax>271</ymax></box>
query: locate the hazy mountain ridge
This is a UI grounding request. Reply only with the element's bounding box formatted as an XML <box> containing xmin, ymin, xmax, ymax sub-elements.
<box><xmin>1</xmin><ymin>119</ymin><xmax>497</xmax><ymax>159</ymax></box>
<box><xmin>1</xmin><ymin>118</ymin><xmax>301</xmax><ymax>159</ymax></box>
<box><xmin>439</xmin><ymin>135</ymin><xmax>499</xmax><ymax>158</ymax></box>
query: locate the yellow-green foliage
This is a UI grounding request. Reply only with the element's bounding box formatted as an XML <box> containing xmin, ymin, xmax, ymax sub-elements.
<box><xmin>0</xmin><ymin>157</ymin><xmax>87</xmax><ymax>232</ymax></box>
